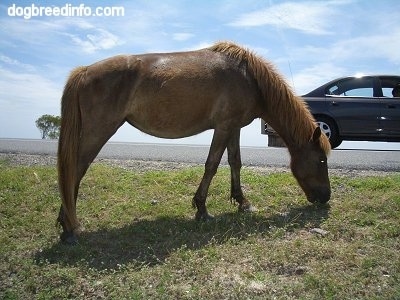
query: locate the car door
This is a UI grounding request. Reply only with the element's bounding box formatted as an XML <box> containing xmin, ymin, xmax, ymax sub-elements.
<box><xmin>325</xmin><ymin>77</ymin><xmax>380</xmax><ymax>137</ymax></box>
<box><xmin>378</xmin><ymin>76</ymin><xmax>400</xmax><ymax>137</ymax></box>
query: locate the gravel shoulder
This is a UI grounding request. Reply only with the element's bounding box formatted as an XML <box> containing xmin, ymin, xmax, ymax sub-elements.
<box><xmin>1</xmin><ymin>153</ymin><xmax>397</xmax><ymax>177</ymax></box>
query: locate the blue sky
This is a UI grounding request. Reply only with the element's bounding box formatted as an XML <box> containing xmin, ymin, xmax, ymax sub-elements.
<box><xmin>1</xmin><ymin>0</ymin><xmax>400</xmax><ymax>149</ymax></box>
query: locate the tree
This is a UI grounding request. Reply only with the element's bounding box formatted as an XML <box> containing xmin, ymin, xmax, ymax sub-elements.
<box><xmin>35</xmin><ymin>114</ymin><xmax>61</xmax><ymax>139</ymax></box>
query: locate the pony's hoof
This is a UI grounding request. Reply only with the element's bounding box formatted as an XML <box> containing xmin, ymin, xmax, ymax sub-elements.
<box><xmin>60</xmin><ymin>231</ymin><xmax>78</xmax><ymax>245</ymax></box>
<box><xmin>195</xmin><ymin>211</ymin><xmax>215</xmax><ymax>222</ymax></box>
<box><xmin>238</xmin><ymin>203</ymin><xmax>258</xmax><ymax>213</ymax></box>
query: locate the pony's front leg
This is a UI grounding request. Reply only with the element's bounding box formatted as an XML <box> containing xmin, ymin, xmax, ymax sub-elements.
<box><xmin>227</xmin><ymin>130</ymin><xmax>257</xmax><ymax>213</ymax></box>
<box><xmin>193</xmin><ymin>129</ymin><xmax>230</xmax><ymax>221</ymax></box>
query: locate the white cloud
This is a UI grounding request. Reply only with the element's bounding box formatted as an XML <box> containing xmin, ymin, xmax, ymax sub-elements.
<box><xmin>229</xmin><ymin>1</ymin><xmax>348</xmax><ymax>35</ymax></box>
<box><xmin>0</xmin><ymin>54</ymin><xmax>36</xmax><ymax>72</ymax></box>
<box><xmin>329</xmin><ymin>30</ymin><xmax>400</xmax><ymax>64</ymax></box>
<box><xmin>285</xmin><ymin>28</ymin><xmax>400</xmax><ymax>78</ymax></box>
<box><xmin>0</xmin><ymin>67</ymin><xmax>61</xmax><ymax>109</ymax></box>
<box><xmin>172</xmin><ymin>32</ymin><xmax>194</xmax><ymax>41</ymax></box>
<box><xmin>291</xmin><ymin>63</ymin><xmax>347</xmax><ymax>95</ymax></box>
<box><xmin>66</xmin><ymin>28</ymin><xmax>122</xmax><ymax>54</ymax></box>
<box><xmin>184</xmin><ymin>41</ymin><xmax>214</xmax><ymax>51</ymax></box>
<box><xmin>0</xmin><ymin>66</ymin><xmax>61</xmax><ymax>138</ymax></box>
<box><xmin>0</xmin><ymin>17</ymin><xmax>122</xmax><ymax>55</ymax></box>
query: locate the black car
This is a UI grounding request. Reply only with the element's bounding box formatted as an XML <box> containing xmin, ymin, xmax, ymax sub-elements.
<box><xmin>263</xmin><ymin>75</ymin><xmax>400</xmax><ymax>148</ymax></box>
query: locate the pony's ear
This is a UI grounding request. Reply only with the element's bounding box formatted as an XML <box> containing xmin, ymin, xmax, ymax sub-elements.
<box><xmin>311</xmin><ymin>127</ymin><xmax>322</xmax><ymax>143</ymax></box>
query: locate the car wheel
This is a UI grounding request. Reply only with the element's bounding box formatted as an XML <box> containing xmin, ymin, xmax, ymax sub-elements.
<box><xmin>315</xmin><ymin>116</ymin><xmax>342</xmax><ymax>149</ymax></box>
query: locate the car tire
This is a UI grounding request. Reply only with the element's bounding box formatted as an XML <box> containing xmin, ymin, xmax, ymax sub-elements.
<box><xmin>315</xmin><ymin>116</ymin><xmax>342</xmax><ymax>149</ymax></box>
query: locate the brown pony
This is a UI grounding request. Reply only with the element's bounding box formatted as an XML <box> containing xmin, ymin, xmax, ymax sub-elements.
<box><xmin>57</xmin><ymin>41</ymin><xmax>331</xmax><ymax>244</ymax></box>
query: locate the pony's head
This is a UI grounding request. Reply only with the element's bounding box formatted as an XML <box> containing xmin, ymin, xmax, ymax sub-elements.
<box><xmin>290</xmin><ymin>127</ymin><xmax>331</xmax><ymax>204</ymax></box>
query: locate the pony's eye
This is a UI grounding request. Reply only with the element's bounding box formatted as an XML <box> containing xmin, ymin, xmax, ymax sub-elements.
<box><xmin>320</xmin><ymin>159</ymin><xmax>326</xmax><ymax>164</ymax></box>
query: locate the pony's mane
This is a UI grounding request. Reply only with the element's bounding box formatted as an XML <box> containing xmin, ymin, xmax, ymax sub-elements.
<box><xmin>209</xmin><ymin>41</ymin><xmax>330</xmax><ymax>155</ymax></box>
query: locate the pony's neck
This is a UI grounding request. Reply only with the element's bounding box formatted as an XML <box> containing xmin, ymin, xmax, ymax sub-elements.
<box><xmin>207</xmin><ymin>41</ymin><xmax>316</xmax><ymax>152</ymax></box>
<box><xmin>262</xmin><ymin>96</ymin><xmax>315</xmax><ymax>153</ymax></box>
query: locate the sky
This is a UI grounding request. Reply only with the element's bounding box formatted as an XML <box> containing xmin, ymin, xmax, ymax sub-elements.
<box><xmin>1</xmin><ymin>0</ymin><xmax>400</xmax><ymax>150</ymax></box>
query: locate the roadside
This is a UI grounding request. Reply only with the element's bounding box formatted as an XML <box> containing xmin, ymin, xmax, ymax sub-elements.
<box><xmin>0</xmin><ymin>153</ymin><xmax>396</xmax><ymax>178</ymax></box>
<box><xmin>1</xmin><ymin>138</ymin><xmax>400</xmax><ymax>171</ymax></box>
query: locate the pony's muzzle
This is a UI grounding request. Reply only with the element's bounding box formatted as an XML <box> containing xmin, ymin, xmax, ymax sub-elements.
<box><xmin>307</xmin><ymin>187</ymin><xmax>331</xmax><ymax>204</ymax></box>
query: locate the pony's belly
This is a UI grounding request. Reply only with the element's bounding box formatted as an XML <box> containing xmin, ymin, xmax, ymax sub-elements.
<box><xmin>126</xmin><ymin>112</ymin><xmax>212</xmax><ymax>139</ymax></box>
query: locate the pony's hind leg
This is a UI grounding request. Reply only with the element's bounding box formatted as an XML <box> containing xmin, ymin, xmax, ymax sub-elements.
<box><xmin>227</xmin><ymin>129</ymin><xmax>257</xmax><ymax>213</ymax></box>
<box><xmin>58</xmin><ymin>118</ymin><xmax>125</xmax><ymax>244</ymax></box>
<box><xmin>58</xmin><ymin>137</ymin><xmax>101</xmax><ymax>244</ymax></box>
<box><xmin>193</xmin><ymin>129</ymin><xmax>230</xmax><ymax>221</ymax></box>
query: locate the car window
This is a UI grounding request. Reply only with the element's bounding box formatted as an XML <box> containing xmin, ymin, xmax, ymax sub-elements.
<box><xmin>378</xmin><ymin>77</ymin><xmax>400</xmax><ymax>98</ymax></box>
<box><xmin>326</xmin><ymin>77</ymin><xmax>374</xmax><ymax>97</ymax></box>
<box><xmin>382</xmin><ymin>87</ymin><xmax>394</xmax><ymax>97</ymax></box>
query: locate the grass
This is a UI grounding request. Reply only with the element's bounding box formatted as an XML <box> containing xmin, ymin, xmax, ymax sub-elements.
<box><xmin>0</xmin><ymin>158</ymin><xmax>399</xmax><ymax>299</ymax></box>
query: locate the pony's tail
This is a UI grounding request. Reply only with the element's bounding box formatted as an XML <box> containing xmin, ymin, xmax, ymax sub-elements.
<box><xmin>57</xmin><ymin>66</ymin><xmax>87</xmax><ymax>234</ymax></box>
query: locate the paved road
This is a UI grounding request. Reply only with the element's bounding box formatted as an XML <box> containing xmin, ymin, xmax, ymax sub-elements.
<box><xmin>0</xmin><ymin>138</ymin><xmax>399</xmax><ymax>171</ymax></box>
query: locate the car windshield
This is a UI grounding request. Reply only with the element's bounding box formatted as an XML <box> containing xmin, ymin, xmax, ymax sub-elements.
<box><xmin>326</xmin><ymin>77</ymin><xmax>374</xmax><ymax>97</ymax></box>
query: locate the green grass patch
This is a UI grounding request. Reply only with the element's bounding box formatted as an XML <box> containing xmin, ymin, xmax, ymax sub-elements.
<box><xmin>1</xmin><ymin>160</ymin><xmax>399</xmax><ymax>299</ymax></box>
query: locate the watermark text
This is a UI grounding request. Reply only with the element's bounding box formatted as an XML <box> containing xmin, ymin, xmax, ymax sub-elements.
<box><xmin>8</xmin><ymin>3</ymin><xmax>125</xmax><ymax>19</ymax></box>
